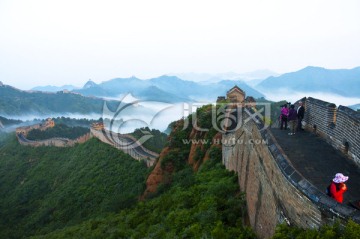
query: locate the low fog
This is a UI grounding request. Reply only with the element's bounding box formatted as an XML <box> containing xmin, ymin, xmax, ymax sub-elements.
<box><xmin>2</xmin><ymin>90</ymin><xmax>358</xmax><ymax>135</ymax></box>
<box><xmin>0</xmin><ymin>102</ymin><xmax>197</xmax><ymax>134</ymax></box>
<box><xmin>263</xmin><ymin>89</ymin><xmax>360</xmax><ymax>107</ymax></box>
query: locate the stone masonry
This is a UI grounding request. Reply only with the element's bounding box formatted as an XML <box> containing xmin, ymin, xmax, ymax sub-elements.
<box><xmin>303</xmin><ymin>97</ymin><xmax>360</xmax><ymax>166</ymax></box>
<box><xmin>222</xmin><ymin>101</ymin><xmax>360</xmax><ymax>238</ymax></box>
<box><xmin>223</xmin><ymin>118</ymin><xmax>323</xmax><ymax>238</ymax></box>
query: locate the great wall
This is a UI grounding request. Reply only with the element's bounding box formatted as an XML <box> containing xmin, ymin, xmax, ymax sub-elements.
<box><xmin>90</xmin><ymin>123</ymin><xmax>159</xmax><ymax>167</ymax></box>
<box><xmin>221</xmin><ymin>87</ymin><xmax>360</xmax><ymax>238</ymax></box>
<box><xmin>13</xmin><ymin>87</ymin><xmax>360</xmax><ymax>238</ymax></box>
<box><xmin>15</xmin><ymin>119</ymin><xmax>159</xmax><ymax>167</ymax></box>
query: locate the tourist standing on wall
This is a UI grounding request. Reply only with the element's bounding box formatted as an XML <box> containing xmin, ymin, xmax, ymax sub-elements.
<box><xmin>288</xmin><ymin>105</ymin><xmax>298</xmax><ymax>135</ymax></box>
<box><xmin>297</xmin><ymin>101</ymin><xmax>305</xmax><ymax>131</ymax></box>
<box><xmin>280</xmin><ymin>104</ymin><xmax>289</xmax><ymax>130</ymax></box>
<box><xmin>329</xmin><ymin>173</ymin><xmax>349</xmax><ymax>203</ymax></box>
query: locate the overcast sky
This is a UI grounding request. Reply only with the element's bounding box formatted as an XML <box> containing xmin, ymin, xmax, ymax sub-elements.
<box><xmin>0</xmin><ymin>0</ymin><xmax>359</xmax><ymax>90</ymax></box>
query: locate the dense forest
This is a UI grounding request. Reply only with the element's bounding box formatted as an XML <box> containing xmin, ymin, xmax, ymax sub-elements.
<box><xmin>26</xmin><ymin>124</ymin><xmax>89</xmax><ymax>140</ymax></box>
<box><xmin>0</xmin><ymin>136</ymin><xmax>148</xmax><ymax>238</ymax></box>
<box><xmin>0</xmin><ymin>132</ymin><xmax>10</xmax><ymax>147</ymax></box>
<box><xmin>32</xmin><ymin>155</ymin><xmax>255</xmax><ymax>239</ymax></box>
<box><xmin>52</xmin><ymin>117</ymin><xmax>99</xmax><ymax>128</ymax></box>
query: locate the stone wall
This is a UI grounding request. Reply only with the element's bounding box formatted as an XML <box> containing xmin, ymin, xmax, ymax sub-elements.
<box><xmin>17</xmin><ymin>133</ymin><xmax>91</xmax><ymax>147</ymax></box>
<box><xmin>223</xmin><ymin>119</ymin><xmax>322</xmax><ymax>238</ymax></box>
<box><xmin>303</xmin><ymin>97</ymin><xmax>360</xmax><ymax>166</ymax></box>
<box><xmin>222</xmin><ymin>109</ymin><xmax>360</xmax><ymax>238</ymax></box>
<box><xmin>90</xmin><ymin>128</ymin><xmax>158</xmax><ymax>167</ymax></box>
<box><xmin>16</xmin><ymin>121</ymin><xmax>158</xmax><ymax>167</ymax></box>
<box><xmin>16</xmin><ymin>119</ymin><xmax>54</xmax><ymax>136</ymax></box>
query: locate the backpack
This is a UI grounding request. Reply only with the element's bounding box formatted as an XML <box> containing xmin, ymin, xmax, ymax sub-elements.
<box><xmin>326</xmin><ymin>184</ymin><xmax>332</xmax><ymax>196</ymax></box>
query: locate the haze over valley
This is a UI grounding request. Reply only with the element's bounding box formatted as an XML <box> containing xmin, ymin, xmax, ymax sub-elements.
<box><xmin>1</xmin><ymin>65</ymin><xmax>360</xmax><ymax>133</ymax></box>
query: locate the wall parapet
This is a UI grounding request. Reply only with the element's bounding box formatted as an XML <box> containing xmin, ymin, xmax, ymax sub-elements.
<box><xmin>17</xmin><ymin>132</ymin><xmax>91</xmax><ymax>147</ymax></box>
<box><xmin>253</xmin><ymin>105</ymin><xmax>360</xmax><ymax>224</ymax></box>
<box><xmin>223</xmin><ymin>115</ymin><xmax>321</xmax><ymax>238</ymax></box>
<box><xmin>262</xmin><ymin>129</ymin><xmax>360</xmax><ymax>223</ymax></box>
<box><xmin>338</xmin><ymin>105</ymin><xmax>360</xmax><ymax>122</ymax></box>
<box><xmin>301</xmin><ymin>97</ymin><xmax>360</xmax><ymax>166</ymax></box>
<box><xmin>90</xmin><ymin>128</ymin><xmax>158</xmax><ymax>167</ymax></box>
<box><xmin>122</xmin><ymin>133</ymin><xmax>160</xmax><ymax>159</ymax></box>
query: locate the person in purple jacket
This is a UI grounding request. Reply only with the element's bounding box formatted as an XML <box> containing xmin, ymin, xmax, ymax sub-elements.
<box><xmin>288</xmin><ymin>104</ymin><xmax>298</xmax><ymax>135</ymax></box>
<box><xmin>280</xmin><ymin>104</ymin><xmax>289</xmax><ymax>130</ymax></box>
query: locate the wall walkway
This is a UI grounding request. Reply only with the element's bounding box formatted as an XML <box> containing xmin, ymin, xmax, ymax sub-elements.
<box><xmin>222</xmin><ymin>101</ymin><xmax>360</xmax><ymax>238</ymax></box>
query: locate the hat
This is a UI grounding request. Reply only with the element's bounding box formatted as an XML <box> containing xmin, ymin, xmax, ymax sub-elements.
<box><xmin>333</xmin><ymin>173</ymin><xmax>349</xmax><ymax>183</ymax></box>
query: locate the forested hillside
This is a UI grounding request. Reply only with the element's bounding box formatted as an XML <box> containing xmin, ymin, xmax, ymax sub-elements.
<box><xmin>0</xmin><ymin>136</ymin><xmax>148</xmax><ymax>238</ymax></box>
<box><xmin>0</xmin><ymin>84</ymin><xmax>119</xmax><ymax>115</ymax></box>
<box><xmin>32</xmin><ymin>157</ymin><xmax>255</xmax><ymax>239</ymax></box>
<box><xmin>130</xmin><ymin>127</ymin><xmax>168</xmax><ymax>153</ymax></box>
<box><xmin>0</xmin><ymin>116</ymin><xmax>22</xmax><ymax>126</ymax></box>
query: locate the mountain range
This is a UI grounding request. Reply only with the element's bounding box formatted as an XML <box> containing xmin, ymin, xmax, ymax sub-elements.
<box><xmin>2</xmin><ymin>66</ymin><xmax>360</xmax><ymax>117</ymax></box>
<box><xmin>72</xmin><ymin>75</ymin><xmax>265</xmax><ymax>102</ymax></box>
<box><xmin>32</xmin><ymin>84</ymin><xmax>79</xmax><ymax>92</ymax></box>
<box><xmin>29</xmin><ymin>66</ymin><xmax>360</xmax><ymax>105</ymax></box>
<box><xmin>257</xmin><ymin>66</ymin><xmax>360</xmax><ymax>97</ymax></box>
<box><xmin>0</xmin><ymin>84</ymin><xmax>119</xmax><ymax>116</ymax></box>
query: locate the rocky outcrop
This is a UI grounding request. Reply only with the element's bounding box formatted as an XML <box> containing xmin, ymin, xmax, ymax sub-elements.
<box><xmin>142</xmin><ymin>118</ymin><xmax>222</xmax><ymax>198</ymax></box>
<box><xmin>143</xmin><ymin>147</ymin><xmax>173</xmax><ymax>197</ymax></box>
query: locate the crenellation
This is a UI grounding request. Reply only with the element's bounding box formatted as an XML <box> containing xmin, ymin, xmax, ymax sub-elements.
<box><xmin>303</xmin><ymin>97</ymin><xmax>360</xmax><ymax>167</ymax></box>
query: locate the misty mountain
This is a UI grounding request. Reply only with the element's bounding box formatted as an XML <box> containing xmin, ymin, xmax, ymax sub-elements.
<box><xmin>0</xmin><ymin>116</ymin><xmax>22</xmax><ymax>127</ymax></box>
<box><xmin>138</xmin><ymin>85</ymin><xmax>191</xmax><ymax>102</ymax></box>
<box><xmin>349</xmin><ymin>104</ymin><xmax>360</xmax><ymax>110</ymax></box>
<box><xmin>74</xmin><ymin>76</ymin><xmax>195</xmax><ymax>102</ymax></box>
<box><xmin>72</xmin><ymin>75</ymin><xmax>264</xmax><ymax>102</ymax></box>
<box><xmin>31</xmin><ymin>84</ymin><xmax>79</xmax><ymax>92</ymax></box>
<box><xmin>77</xmin><ymin>80</ymin><xmax>110</xmax><ymax>97</ymax></box>
<box><xmin>83</xmin><ymin>80</ymin><xmax>97</xmax><ymax>89</ymax></box>
<box><xmin>257</xmin><ymin>66</ymin><xmax>360</xmax><ymax>97</ymax></box>
<box><xmin>0</xmin><ymin>84</ymin><xmax>118</xmax><ymax>116</ymax></box>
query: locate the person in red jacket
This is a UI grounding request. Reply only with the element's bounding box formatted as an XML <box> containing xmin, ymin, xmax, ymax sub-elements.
<box><xmin>329</xmin><ymin>173</ymin><xmax>349</xmax><ymax>203</ymax></box>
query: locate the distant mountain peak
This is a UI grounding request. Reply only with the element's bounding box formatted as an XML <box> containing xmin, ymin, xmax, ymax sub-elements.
<box><xmin>31</xmin><ymin>84</ymin><xmax>79</xmax><ymax>92</ymax></box>
<box><xmin>83</xmin><ymin>79</ymin><xmax>97</xmax><ymax>89</ymax></box>
<box><xmin>0</xmin><ymin>81</ymin><xmax>4</xmax><ymax>87</ymax></box>
<box><xmin>257</xmin><ymin>66</ymin><xmax>360</xmax><ymax>97</ymax></box>
<box><xmin>301</xmin><ymin>66</ymin><xmax>326</xmax><ymax>71</ymax></box>
<box><xmin>156</xmin><ymin>75</ymin><xmax>182</xmax><ymax>80</ymax></box>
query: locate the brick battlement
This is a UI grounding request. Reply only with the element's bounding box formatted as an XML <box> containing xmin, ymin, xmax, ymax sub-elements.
<box><xmin>301</xmin><ymin>97</ymin><xmax>360</xmax><ymax>166</ymax></box>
